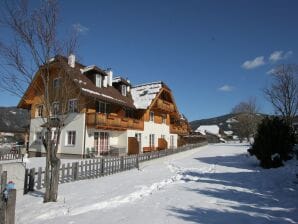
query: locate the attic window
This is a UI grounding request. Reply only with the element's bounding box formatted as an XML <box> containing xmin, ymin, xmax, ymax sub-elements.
<box><xmin>53</xmin><ymin>77</ymin><xmax>61</xmax><ymax>88</ymax></box>
<box><xmin>95</xmin><ymin>74</ymin><xmax>102</xmax><ymax>88</ymax></box>
<box><xmin>121</xmin><ymin>85</ymin><xmax>127</xmax><ymax>96</ymax></box>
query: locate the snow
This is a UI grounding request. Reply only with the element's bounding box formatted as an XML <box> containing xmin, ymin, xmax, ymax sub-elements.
<box><xmin>80</xmin><ymin>65</ymin><xmax>97</xmax><ymax>73</ymax></box>
<box><xmin>16</xmin><ymin>143</ymin><xmax>298</xmax><ymax>224</ymax></box>
<box><xmin>226</xmin><ymin>118</ymin><xmax>238</xmax><ymax>123</ymax></box>
<box><xmin>131</xmin><ymin>82</ymin><xmax>162</xmax><ymax>109</ymax></box>
<box><xmin>81</xmin><ymin>88</ymin><xmax>126</xmax><ymax>104</ymax></box>
<box><xmin>195</xmin><ymin>125</ymin><xmax>220</xmax><ymax>136</ymax></box>
<box><xmin>224</xmin><ymin>130</ymin><xmax>233</xmax><ymax>136</ymax></box>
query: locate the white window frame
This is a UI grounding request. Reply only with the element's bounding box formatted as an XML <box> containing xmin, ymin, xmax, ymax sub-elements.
<box><xmin>149</xmin><ymin>111</ymin><xmax>154</xmax><ymax>122</ymax></box>
<box><xmin>66</xmin><ymin>131</ymin><xmax>76</xmax><ymax>146</ymax></box>
<box><xmin>95</xmin><ymin>74</ymin><xmax>102</xmax><ymax>88</ymax></box>
<box><xmin>68</xmin><ymin>99</ymin><xmax>78</xmax><ymax>113</ymax></box>
<box><xmin>121</xmin><ymin>85</ymin><xmax>127</xmax><ymax>96</ymax></box>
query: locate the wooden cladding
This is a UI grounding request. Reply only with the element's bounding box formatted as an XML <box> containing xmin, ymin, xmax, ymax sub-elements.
<box><xmin>170</xmin><ymin>124</ymin><xmax>189</xmax><ymax>136</ymax></box>
<box><xmin>86</xmin><ymin>112</ymin><xmax>144</xmax><ymax>130</ymax></box>
<box><xmin>155</xmin><ymin>99</ymin><xmax>175</xmax><ymax>113</ymax></box>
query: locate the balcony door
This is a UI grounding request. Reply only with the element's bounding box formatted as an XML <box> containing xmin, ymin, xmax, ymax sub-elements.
<box><xmin>94</xmin><ymin>132</ymin><xmax>109</xmax><ymax>155</ymax></box>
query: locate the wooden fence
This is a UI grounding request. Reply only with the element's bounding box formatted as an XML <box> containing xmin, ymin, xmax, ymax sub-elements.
<box><xmin>24</xmin><ymin>142</ymin><xmax>207</xmax><ymax>194</ymax></box>
<box><xmin>0</xmin><ymin>147</ymin><xmax>22</xmax><ymax>161</ymax></box>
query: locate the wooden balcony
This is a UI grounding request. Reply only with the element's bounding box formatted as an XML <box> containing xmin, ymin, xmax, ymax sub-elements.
<box><xmin>86</xmin><ymin>112</ymin><xmax>144</xmax><ymax>131</ymax></box>
<box><xmin>170</xmin><ymin>125</ymin><xmax>189</xmax><ymax>136</ymax></box>
<box><xmin>155</xmin><ymin>99</ymin><xmax>175</xmax><ymax>113</ymax></box>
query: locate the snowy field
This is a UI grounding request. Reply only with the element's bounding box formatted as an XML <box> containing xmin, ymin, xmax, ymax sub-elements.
<box><xmin>16</xmin><ymin>143</ymin><xmax>298</xmax><ymax>224</ymax></box>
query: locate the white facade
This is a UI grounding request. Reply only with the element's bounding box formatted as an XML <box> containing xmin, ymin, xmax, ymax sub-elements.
<box><xmin>29</xmin><ymin>113</ymin><xmax>86</xmax><ymax>156</ymax></box>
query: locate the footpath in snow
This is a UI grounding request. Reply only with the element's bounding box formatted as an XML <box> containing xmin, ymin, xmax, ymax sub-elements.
<box><xmin>16</xmin><ymin>143</ymin><xmax>298</xmax><ymax>224</ymax></box>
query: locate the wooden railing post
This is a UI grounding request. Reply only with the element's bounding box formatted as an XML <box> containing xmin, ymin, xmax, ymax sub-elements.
<box><xmin>136</xmin><ymin>155</ymin><xmax>139</xmax><ymax>170</ymax></box>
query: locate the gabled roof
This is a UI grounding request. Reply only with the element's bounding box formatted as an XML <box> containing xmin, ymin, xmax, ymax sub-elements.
<box><xmin>18</xmin><ymin>55</ymin><xmax>135</xmax><ymax>109</ymax></box>
<box><xmin>112</xmin><ymin>76</ymin><xmax>131</xmax><ymax>86</ymax></box>
<box><xmin>131</xmin><ymin>81</ymin><xmax>163</xmax><ymax>109</ymax></box>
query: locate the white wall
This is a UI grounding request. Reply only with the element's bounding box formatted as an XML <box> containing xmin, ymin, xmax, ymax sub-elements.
<box><xmin>28</xmin><ymin>113</ymin><xmax>86</xmax><ymax>155</ymax></box>
<box><xmin>127</xmin><ymin>120</ymin><xmax>178</xmax><ymax>152</ymax></box>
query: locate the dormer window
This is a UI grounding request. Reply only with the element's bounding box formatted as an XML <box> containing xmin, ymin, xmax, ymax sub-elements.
<box><xmin>53</xmin><ymin>77</ymin><xmax>61</xmax><ymax>88</ymax></box>
<box><xmin>95</xmin><ymin>74</ymin><xmax>102</xmax><ymax>88</ymax></box>
<box><xmin>121</xmin><ymin>85</ymin><xmax>127</xmax><ymax>96</ymax></box>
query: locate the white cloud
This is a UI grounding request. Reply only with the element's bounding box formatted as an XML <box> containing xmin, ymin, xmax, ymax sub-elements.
<box><xmin>242</xmin><ymin>56</ymin><xmax>265</xmax><ymax>69</ymax></box>
<box><xmin>218</xmin><ymin>85</ymin><xmax>234</xmax><ymax>92</ymax></box>
<box><xmin>73</xmin><ymin>23</ymin><xmax>89</xmax><ymax>34</ymax></box>
<box><xmin>266</xmin><ymin>68</ymin><xmax>276</xmax><ymax>75</ymax></box>
<box><xmin>269</xmin><ymin>50</ymin><xmax>293</xmax><ymax>62</ymax></box>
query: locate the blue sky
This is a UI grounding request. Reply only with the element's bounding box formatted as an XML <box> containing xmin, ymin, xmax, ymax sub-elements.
<box><xmin>1</xmin><ymin>0</ymin><xmax>298</xmax><ymax>121</ymax></box>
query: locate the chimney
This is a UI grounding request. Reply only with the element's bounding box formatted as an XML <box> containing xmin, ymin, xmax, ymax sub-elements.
<box><xmin>103</xmin><ymin>76</ymin><xmax>108</xmax><ymax>87</ymax></box>
<box><xmin>106</xmin><ymin>68</ymin><xmax>113</xmax><ymax>86</ymax></box>
<box><xmin>68</xmin><ymin>54</ymin><xmax>76</xmax><ymax>68</ymax></box>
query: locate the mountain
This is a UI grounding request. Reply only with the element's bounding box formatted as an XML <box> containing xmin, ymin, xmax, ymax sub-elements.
<box><xmin>0</xmin><ymin>107</ymin><xmax>29</xmax><ymax>132</ymax></box>
<box><xmin>190</xmin><ymin>114</ymin><xmax>236</xmax><ymax>131</ymax></box>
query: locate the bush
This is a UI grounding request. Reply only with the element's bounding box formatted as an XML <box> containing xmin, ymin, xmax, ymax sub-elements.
<box><xmin>248</xmin><ymin>116</ymin><xmax>295</xmax><ymax>168</ymax></box>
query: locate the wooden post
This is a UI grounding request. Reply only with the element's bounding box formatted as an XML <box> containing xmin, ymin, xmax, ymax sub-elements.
<box><xmin>1</xmin><ymin>171</ymin><xmax>7</xmax><ymax>192</ymax></box>
<box><xmin>23</xmin><ymin>169</ymin><xmax>29</xmax><ymax>194</ymax></box>
<box><xmin>120</xmin><ymin>156</ymin><xmax>124</xmax><ymax>171</ymax></box>
<box><xmin>6</xmin><ymin>189</ymin><xmax>16</xmax><ymax>224</ymax></box>
<box><xmin>61</xmin><ymin>164</ymin><xmax>65</xmax><ymax>183</ymax></box>
<box><xmin>136</xmin><ymin>155</ymin><xmax>139</xmax><ymax>170</ymax></box>
<box><xmin>72</xmin><ymin>162</ymin><xmax>78</xmax><ymax>181</ymax></box>
<box><xmin>36</xmin><ymin>167</ymin><xmax>42</xmax><ymax>190</ymax></box>
<box><xmin>28</xmin><ymin>168</ymin><xmax>35</xmax><ymax>192</ymax></box>
<box><xmin>101</xmin><ymin>157</ymin><xmax>105</xmax><ymax>176</ymax></box>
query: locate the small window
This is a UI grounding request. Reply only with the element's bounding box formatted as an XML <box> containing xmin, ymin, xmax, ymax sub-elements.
<box><xmin>53</xmin><ymin>77</ymin><xmax>61</xmax><ymax>88</ymax></box>
<box><xmin>68</xmin><ymin>99</ymin><xmax>78</xmax><ymax>113</ymax></box>
<box><xmin>66</xmin><ymin>131</ymin><xmax>76</xmax><ymax>146</ymax></box>
<box><xmin>149</xmin><ymin>111</ymin><xmax>154</xmax><ymax>122</ymax></box>
<box><xmin>52</xmin><ymin>102</ymin><xmax>59</xmax><ymax>116</ymax></box>
<box><xmin>36</xmin><ymin>105</ymin><xmax>43</xmax><ymax>117</ymax></box>
<box><xmin>96</xmin><ymin>101</ymin><xmax>110</xmax><ymax>114</ymax></box>
<box><xmin>35</xmin><ymin>132</ymin><xmax>42</xmax><ymax>144</ymax></box>
<box><xmin>121</xmin><ymin>85</ymin><xmax>127</xmax><ymax>96</ymax></box>
<box><xmin>95</xmin><ymin>74</ymin><xmax>102</xmax><ymax>88</ymax></box>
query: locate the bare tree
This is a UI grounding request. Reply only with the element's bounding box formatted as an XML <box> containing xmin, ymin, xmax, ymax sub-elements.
<box><xmin>231</xmin><ymin>97</ymin><xmax>261</xmax><ymax>143</ymax></box>
<box><xmin>264</xmin><ymin>64</ymin><xmax>298</xmax><ymax>125</ymax></box>
<box><xmin>0</xmin><ymin>0</ymin><xmax>79</xmax><ymax>202</ymax></box>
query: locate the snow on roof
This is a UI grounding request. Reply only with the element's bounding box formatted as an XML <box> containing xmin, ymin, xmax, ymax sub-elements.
<box><xmin>224</xmin><ymin>130</ymin><xmax>233</xmax><ymax>136</ymax></box>
<box><xmin>112</xmin><ymin>76</ymin><xmax>122</xmax><ymax>83</ymax></box>
<box><xmin>81</xmin><ymin>65</ymin><xmax>96</xmax><ymax>73</ymax></box>
<box><xmin>131</xmin><ymin>82</ymin><xmax>163</xmax><ymax>109</ymax></box>
<box><xmin>226</xmin><ymin>118</ymin><xmax>238</xmax><ymax>123</ymax></box>
<box><xmin>81</xmin><ymin>88</ymin><xmax>126</xmax><ymax>104</ymax></box>
<box><xmin>195</xmin><ymin>125</ymin><xmax>220</xmax><ymax>136</ymax></box>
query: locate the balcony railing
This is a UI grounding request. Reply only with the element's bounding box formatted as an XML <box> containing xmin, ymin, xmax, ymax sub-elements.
<box><xmin>86</xmin><ymin>112</ymin><xmax>144</xmax><ymax>130</ymax></box>
<box><xmin>155</xmin><ymin>99</ymin><xmax>175</xmax><ymax>113</ymax></box>
<box><xmin>170</xmin><ymin>124</ymin><xmax>189</xmax><ymax>135</ymax></box>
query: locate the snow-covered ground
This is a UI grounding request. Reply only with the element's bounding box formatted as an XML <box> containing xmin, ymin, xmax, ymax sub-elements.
<box><xmin>16</xmin><ymin>143</ymin><xmax>298</xmax><ymax>224</ymax></box>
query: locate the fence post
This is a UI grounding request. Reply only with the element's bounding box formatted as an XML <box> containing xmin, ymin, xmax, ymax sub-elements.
<box><xmin>101</xmin><ymin>157</ymin><xmax>105</xmax><ymax>175</ymax></box>
<box><xmin>6</xmin><ymin>189</ymin><xmax>16</xmax><ymax>224</ymax></box>
<box><xmin>23</xmin><ymin>169</ymin><xmax>29</xmax><ymax>194</ymax></box>
<box><xmin>28</xmin><ymin>168</ymin><xmax>35</xmax><ymax>192</ymax></box>
<box><xmin>1</xmin><ymin>171</ymin><xmax>7</xmax><ymax>192</ymax></box>
<box><xmin>72</xmin><ymin>162</ymin><xmax>79</xmax><ymax>181</ymax></box>
<box><xmin>120</xmin><ymin>156</ymin><xmax>124</xmax><ymax>171</ymax></box>
<box><xmin>136</xmin><ymin>155</ymin><xmax>139</xmax><ymax>170</ymax></box>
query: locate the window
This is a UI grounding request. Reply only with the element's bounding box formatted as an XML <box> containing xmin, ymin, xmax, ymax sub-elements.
<box><xmin>68</xmin><ymin>99</ymin><xmax>78</xmax><ymax>113</ymax></box>
<box><xmin>53</xmin><ymin>77</ymin><xmax>61</xmax><ymax>88</ymax></box>
<box><xmin>36</xmin><ymin>105</ymin><xmax>43</xmax><ymax>117</ymax></box>
<box><xmin>162</xmin><ymin>114</ymin><xmax>166</xmax><ymax>124</ymax></box>
<box><xmin>149</xmin><ymin>134</ymin><xmax>155</xmax><ymax>148</ymax></box>
<box><xmin>95</xmin><ymin>74</ymin><xmax>102</xmax><ymax>88</ymax></box>
<box><xmin>35</xmin><ymin>132</ymin><xmax>42</xmax><ymax>144</ymax></box>
<box><xmin>96</xmin><ymin>101</ymin><xmax>110</xmax><ymax>114</ymax></box>
<box><xmin>52</xmin><ymin>102</ymin><xmax>59</xmax><ymax>116</ymax></box>
<box><xmin>121</xmin><ymin>85</ymin><xmax>127</xmax><ymax>96</ymax></box>
<box><xmin>66</xmin><ymin>131</ymin><xmax>76</xmax><ymax>146</ymax></box>
<box><xmin>149</xmin><ymin>111</ymin><xmax>154</xmax><ymax>122</ymax></box>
